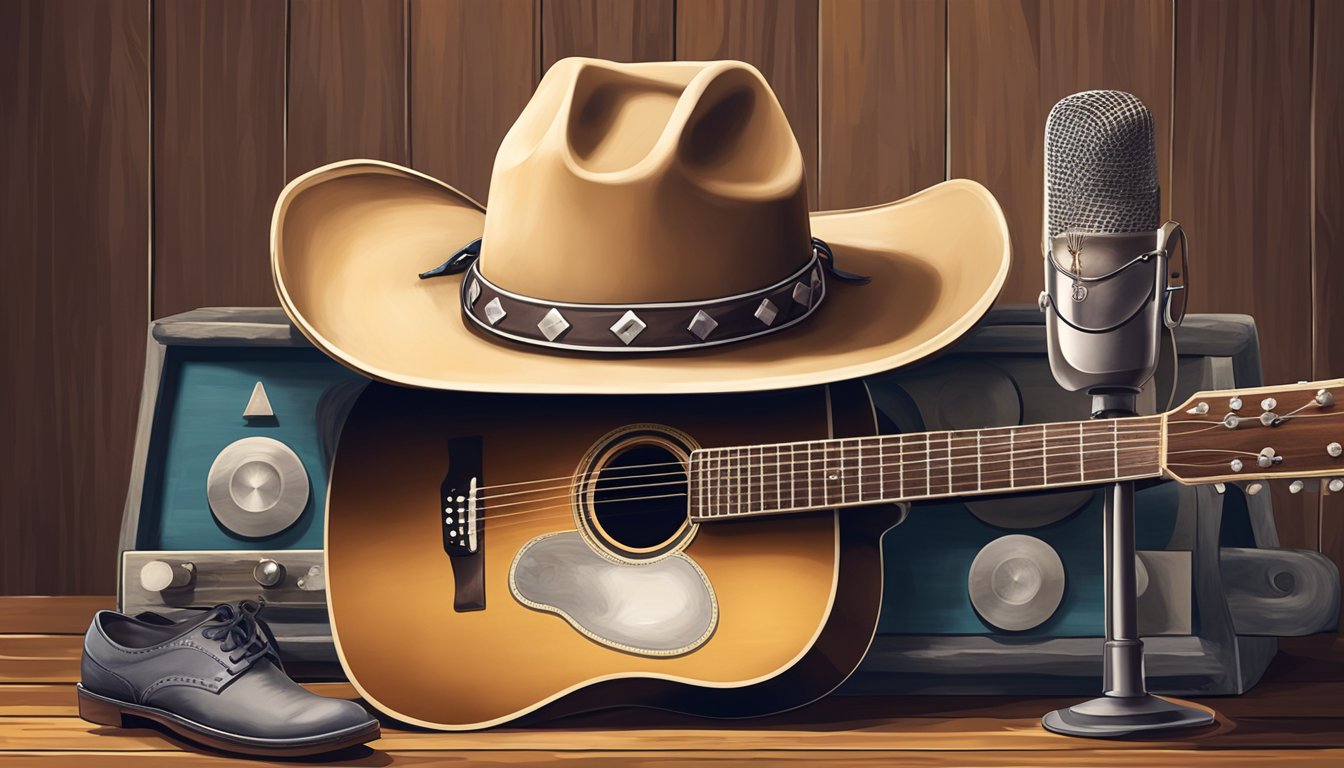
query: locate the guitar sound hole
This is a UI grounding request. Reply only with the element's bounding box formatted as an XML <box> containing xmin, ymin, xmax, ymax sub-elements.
<box><xmin>592</xmin><ymin>444</ymin><xmax>689</xmax><ymax>551</ymax></box>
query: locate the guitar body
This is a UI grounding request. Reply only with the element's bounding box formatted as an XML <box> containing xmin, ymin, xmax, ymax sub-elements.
<box><xmin>326</xmin><ymin>380</ymin><xmax>904</xmax><ymax>729</ymax></box>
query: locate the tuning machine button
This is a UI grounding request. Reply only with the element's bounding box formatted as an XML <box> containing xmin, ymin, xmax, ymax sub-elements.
<box><xmin>1261</xmin><ymin>398</ymin><xmax>1278</xmax><ymax>411</ymax></box>
<box><xmin>1230</xmin><ymin>459</ymin><xmax>1244</xmax><ymax>472</ymax></box>
<box><xmin>1330</xmin><ymin>478</ymin><xmax>1344</xmax><ymax>494</ymax></box>
<box><xmin>1260</xmin><ymin>412</ymin><xmax>1281</xmax><ymax>427</ymax></box>
<box><xmin>1317</xmin><ymin>389</ymin><xmax>1335</xmax><ymax>407</ymax></box>
<box><xmin>1247</xmin><ymin>482</ymin><xmax>1265</xmax><ymax>496</ymax></box>
<box><xmin>1328</xmin><ymin>442</ymin><xmax>1342</xmax><ymax>458</ymax></box>
<box><xmin>140</xmin><ymin>560</ymin><xmax>195</xmax><ymax>592</ymax></box>
<box><xmin>1223</xmin><ymin>414</ymin><xmax>1241</xmax><ymax>429</ymax></box>
<box><xmin>1257</xmin><ymin>447</ymin><xmax>1280</xmax><ymax>468</ymax></box>
<box><xmin>1290</xmin><ymin>480</ymin><xmax>1305</xmax><ymax>494</ymax></box>
<box><xmin>1187</xmin><ymin>402</ymin><xmax>1209</xmax><ymax>415</ymax></box>
<box><xmin>253</xmin><ymin>559</ymin><xmax>286</xmax><ymax>588</ymax></box>
<box><xmin>1228</xmin><ymin>397</ymin><xmax>1243</xmax><ymax>411</ymax></box>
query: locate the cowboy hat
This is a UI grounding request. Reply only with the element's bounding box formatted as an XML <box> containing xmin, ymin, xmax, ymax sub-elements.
<box><xmin>272</xmin><ymin>58</ymin><xmax>1010</xmax><ymax>394</ymax></box>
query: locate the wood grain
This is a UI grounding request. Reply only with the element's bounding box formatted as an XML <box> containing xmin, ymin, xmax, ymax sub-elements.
<box><xmin>0</xmin><ymin>682</ymin><xmax>358</xmax><ymax>716</ymax></box>
<box><xmin>287</xmin><ymin>0</ymin><xmax>408</xmax><ymax>178</ymax></box>
<box><xmin>947</xmin><ymin>0</ymin><xmax>1173</xmax><ymax>305</ymax></box>
<box><xmin>541</xmin><ymin>0</ymin><xmax>674</xmax><ymax>69</ymax></box>
<box><xmin>1</xmin><ymin>751</ymin><xmax>1342</xmax><ymax>768</ymax></box>
<box><xmin>1171</xmin><ymin>0</ymin><xmax>1315</xmax><ymax>550</ymax></box>
<box><xmin>0</xmin><ymin>0</ymin><xmax>150</xmax><ymax>597</ymax></box>
<box><xmin>409</xmin><ymin>0</ymin><xmax>538</xmax><ymax>203</ymax></box>
<box><xmin>0</xmin><ymin>597</ymin><xmax>112</xmax><ymax>634</ymax></box>
<box><xmin>818</xmin><ymin>0</ymin><xmax>946</xmax><ymax>209</ymax></box>
<box><xmin>0</xmin><ymin>636</ymin><xmax>82</xmax><ymax>683</ymax></box>
<box><xmin>152</xmin><ymin>0</ymin><xmax>286</xmax><ymax>317</ymax></box>
<box><xmin>1314</xmin><ymin>0</ymin><xmax>1344</xmax><ymax>620</ymax></box>
<box><xmin>677</xmin><ymin>0</ymin><xmax>820</xmax><ymax>207</ymax></box>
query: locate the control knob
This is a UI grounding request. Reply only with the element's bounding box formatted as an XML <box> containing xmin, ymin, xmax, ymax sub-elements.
<box><xmin>253</xmin><ymin>559</ymin><xmax>286</xmax><ymax>588</ymax></box>
<box><xmin>140</xmin><ymin>560</ymin><xmax>194</xmax><ymax>592</ymax></box>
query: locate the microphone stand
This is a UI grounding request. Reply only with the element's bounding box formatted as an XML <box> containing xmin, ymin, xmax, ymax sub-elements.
<box><xmin>1042</xmin><ymin>391</ymin><xmax>1214</xmax><ymax>737</ymax></box>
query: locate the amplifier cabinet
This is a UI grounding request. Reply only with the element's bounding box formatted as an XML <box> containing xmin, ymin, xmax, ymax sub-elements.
<box><xmin>846</xmin><ymin>310</ymin><xmax>1339</xmax><ymax>696</ymax></box>
<box><xmin>117</xmin><ymin>309</ymin><xmax>366</xmax><ymax>672</ymax></box>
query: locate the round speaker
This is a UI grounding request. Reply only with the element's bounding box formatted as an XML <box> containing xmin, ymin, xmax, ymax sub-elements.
<box><xmin>207</xmin><ymin>437</ymin><xmax>309</xmax><ymax>538</ymax></box>
<box><xmin>968</xmin><ymin>535</ymin><xmax>1066</xmax><ymax>631</ymax></box>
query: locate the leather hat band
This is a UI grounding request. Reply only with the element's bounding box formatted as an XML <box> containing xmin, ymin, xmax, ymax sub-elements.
<box><xmin>460</xmin><ymin>254</ymin><xmax>826</xmax><ymax>353</ymax></box>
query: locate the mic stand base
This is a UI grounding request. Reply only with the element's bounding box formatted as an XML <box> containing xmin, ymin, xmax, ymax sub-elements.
<box><xmin>1042</xmin><ymin>394</ymin><xmax>1215</xmax><ymax>739</ymax></box>
<box><xmin>1042</xmin><ymin>694</ymin><xmax>1213</xmax><ymax>738</ymax></box>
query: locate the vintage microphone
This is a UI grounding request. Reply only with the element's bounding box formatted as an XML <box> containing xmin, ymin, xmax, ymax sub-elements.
<box><xmin>1036</xmin><ymin>91</ymin><xmax>1209</xmax><ymax>737</ymax></box>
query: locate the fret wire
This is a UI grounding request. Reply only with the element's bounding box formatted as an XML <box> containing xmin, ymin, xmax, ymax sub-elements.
<box><xmin>1041</xmin><ymin>424</ymin><xmax>1048</xmax><ymax>478</ymax></box>
<box><xmin>976</xmin><ymin>430</ymin><xmax>982</xmax><ymax>491</ymax></box>
<box><xmin>839</xmin><ymin>441</ymin><xmax>847</xmax><ymax>504</ymax></box>
<box><xmin>878</xmin><ymin>438</ymin><xmax>885</xmax><ymax>499</ymax></box>
<box><xmin>1078</xmin><ymin>422</ymin><xmax>1085</xmax><ymax>483</ymax></box>
<box><xmin>1113</xmin><ymin>421</ymin><xmax>1119</xmax><ymax>476</ymax></box>
<box><xmin>857</xmin><ymin>438</ymin><xmax>864</xmax><ymax>502</ymax></box>
<box><xmin>924</xmin><ymin>433</ymin><xmax>931</xmax><ymax>496</ymax></box>
<box><xmin>945</xmin><ymin>433</ymin><xmax>952</xmax><ymax>491</ymax></box>
<box><xmin>1009</xmin><ymin>428</ymin><xmax>1015</xmax><ymax>488</ymax></box>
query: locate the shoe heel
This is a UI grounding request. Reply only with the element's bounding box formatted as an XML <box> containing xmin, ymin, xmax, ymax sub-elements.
<box><xmin>78</xmin><ymin>688</ymin><xmax>128</xmax><ymax>727</ymax></box>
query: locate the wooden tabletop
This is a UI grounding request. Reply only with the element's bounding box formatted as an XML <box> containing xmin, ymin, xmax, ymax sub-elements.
<box><xmin>3</xmin><ymin>596</ymin><xmax>1343</xmax><ymax>766</ymax></box>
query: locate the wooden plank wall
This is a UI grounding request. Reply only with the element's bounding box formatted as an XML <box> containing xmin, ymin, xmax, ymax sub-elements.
<box><xmin>2</xmin><ymin>0</ymin><xmax>1342</xmax><ymax>601</ymax></box>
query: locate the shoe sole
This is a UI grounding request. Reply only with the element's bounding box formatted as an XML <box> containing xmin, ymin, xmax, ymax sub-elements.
<box><xmin>77</xmin><ymin>684</ymin><xmax>380</xmax><ymax>757</ymax></box>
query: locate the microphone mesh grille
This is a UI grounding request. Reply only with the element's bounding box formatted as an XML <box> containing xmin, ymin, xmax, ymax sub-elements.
<box><xmin>1045</xmin><ymin>90</ymin><xmax>1160</xmax><ymax>238</ymax></box>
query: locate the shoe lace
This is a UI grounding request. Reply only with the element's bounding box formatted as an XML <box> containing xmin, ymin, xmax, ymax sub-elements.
<box><xmin>200</xmin><ymin>599</ymin><xmax>271</xmax><ymax>666</ymax></box>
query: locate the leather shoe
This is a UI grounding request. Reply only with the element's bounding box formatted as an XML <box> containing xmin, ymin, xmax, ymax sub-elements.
<box><xmin>78</xmin><ymin>600</ymin><xmax>378</xmax><ymax>756</ymax></box>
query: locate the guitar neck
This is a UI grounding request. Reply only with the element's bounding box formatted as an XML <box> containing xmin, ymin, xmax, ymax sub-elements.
<box><xmin>687</xmin><ymin>416</ymin><xmax>1165</xmax><ymax>521</ymax></box>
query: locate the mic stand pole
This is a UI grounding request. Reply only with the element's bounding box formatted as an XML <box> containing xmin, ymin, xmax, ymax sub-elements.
<box><xmin>1043</xmin><ymin>391</ymin><xmax>1214</xmax><ymax>738</ymax></box>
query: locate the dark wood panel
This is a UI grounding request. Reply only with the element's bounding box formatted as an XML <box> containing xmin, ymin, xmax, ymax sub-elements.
<box><xmin>1172</xmin><ymin>0</ymin><xmax>1315</xmax><ymax>550</ymax></box>
<box><xmin>152</xmin><ymin>0</ymin><xmax>286</xmax><ymax>317</ymax></box>
<box><xmin>818</xmin><ymin>0</ymin><xmax>945</xmax><ymax>210</ymax></box>
<box><xmin>287</xmin><ymin>0</ymin><xmax>408</xmax><ymax>179</ymax></box>
<box><xmin>0</xmin><ymin>0</ymin><xmax>150</xmax><ymax>596</ymax></box>
<box><xmin>542</xmin><ymin>0</ymin><xmax>674</xmax><ymax>69</ymax></box>
<box><xmin>947</xmin><ymin>0</ymin><xmax>1173</xmax><ymax>305</ymax></box>
<box><xmin>677</xmin><ymin>0</ymin><xmax>820</xmax><ymax>208</ymax></box>
<box><xmin>1315</xmin><ymin>0</ymin><xmax>1344</xmax><ymax>608</ymax></box>
<box><xmin>409</xmin><ymin>0</ymin><xmax>538</xmax><ymax>203</ymax></box>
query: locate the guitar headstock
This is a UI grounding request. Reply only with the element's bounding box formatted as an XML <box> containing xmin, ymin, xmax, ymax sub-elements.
<box><xmin>1162</xmin><ymin>379</ymin><xmax>1344</xmax><ymax>493</ymax></box>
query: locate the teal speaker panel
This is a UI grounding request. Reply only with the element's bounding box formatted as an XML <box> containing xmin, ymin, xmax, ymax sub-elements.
<box><xmin>136</xmin><ymin>346</ymin><xmax>364</xmax><ymax>551</ymax></box>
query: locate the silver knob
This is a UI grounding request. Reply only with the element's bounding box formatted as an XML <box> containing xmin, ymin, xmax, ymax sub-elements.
<box><xmin>253</xmin><ymin>559</ymin><xmax>286</xmax><ymax>588</ymax></box>
<box><xmin>1260</xmin><ymin>412</ymin><xmax>1280</xmax><ymax>427</ymax></box>
<box><xmin>1318</xmin><ymin>389</ymin><xmax>1335</xmax><ymax>407</ymax></box>
<box><xmin>1187</xmin><ymin>402</ymin><xmax>1209</xmax><ymax>415</ymax></box>
<box><xmin>1262</xmin><ymin>397</ymin><xmax>1278</xmax><ymax>411</ymax></box>
<box><xmin>1229</xmin><ymin>397</ymin><xmax>1243</xmax><ymax>411</ymax></box>
<box><xmin>1290</xmin><ymin>480</ymin><xmax>1305</xmax><ymax>494</ymax></box>
<box><xmin>1330</xmin><ymin>478</ymin><xmax>1344</xmax><ymax>494</ymax></box>
<box><xmin>297</xmin><ymin>565</ymin><xmax>326</xmax><ymax>592</ymax></box>
<box><xmin>1247</xmin><ymin>482</ymin><xmax>1265</xmax><ymax>496</ymax></box>
<box><xmin>140</xmin><ymin>560</ymin><xmax>194</xmax><ymax>592</ymax></box>
<box><xmin>1213</xmin><ymin>482</ymin><xmax>1227</xmax><ymax>494</ymax></box>
<box><xmin>1329</xmin><ymin>442</ymin><xmax>1343</xmax><ymax>458</ymax></box>
<box><xmin>1224</xmin><ymin>414</ymin><xmax>1241</xmax><ymax>429</ymax></box>
<box><xmin>1230</xmin><ymin>459</ymin><xmax>1244</xmax><ymax>472</ymax></box>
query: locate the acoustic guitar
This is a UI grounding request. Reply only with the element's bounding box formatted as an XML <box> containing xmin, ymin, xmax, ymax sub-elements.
<box><xmin>325</xmin><ymin>377</ymin><xmax>1344</xmax><ymax>729</ymax></box>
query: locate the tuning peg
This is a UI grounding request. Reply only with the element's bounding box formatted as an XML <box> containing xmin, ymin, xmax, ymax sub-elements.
<box><xmin>1329</xmin><ymin>442</ymin><xmax>1342</xmax><ymax>458</ymax></box>
<box><xmin>1290</xmin><ymin>480</ymin><xmax>1306</xmax><ymax>494</ymax></box>
<box><xmin>1329</xmin><ymin>478</ymin><xmax>1344</xmax><ymax>494</ymax></box>
<box><xmin>1261</xmin><ymin>398</ymin><xmax>1278</xmax><ymax>411</ymax></box>
<box><xmin>1229</xmin><ymin>397</ymin><xmax>1243</xmax><ymax>411</ymax></box>
<box><xmin>1187</xmin><ymin>402</ymin><xmax>1210</xmax><ymax>415</ymax></box>
<box><xmin>1257</xmin><ymin>447</ymin><xmax>1279</xmax><ymax>468</ymax></box>
<box><xmin>1317</xmin><ymin>389</ymin><xmax>1335</xmax><ymax>407</ymax></box>
<box><xmin>1260</xmin><ymin>412</ymin><xmax>1281</xmax><ymax>427</ymax></box>
<box><xmin>1213</xmin><ymin>482</ymin><xmax>1226</xmax><ymax>494</ymax></box>
<box><xmin>1247</xmin><ymin>482</ymin><xmax>1265</xmax><ymax>496</ymax></box>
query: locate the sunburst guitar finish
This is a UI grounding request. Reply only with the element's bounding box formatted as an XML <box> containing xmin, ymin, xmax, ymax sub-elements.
<box><xmin>327</xmin><ymin>380</ymin><xmax>903</xmax><ymax>730</ymax></box>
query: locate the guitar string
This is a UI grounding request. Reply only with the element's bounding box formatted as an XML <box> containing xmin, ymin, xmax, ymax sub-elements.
<box><xmin>473</xmin><ymin>433</ymin><xmax>1167</xmax><ymax>509</ymax></box>
<box><xmin>461</xmin><ymin>406</ymin><xmax>1339</xmax><ymax>502</ymax></box>
<box><xmin>477</xmin><ymin>428</ymin><xmax>1167</xmax><ymax>503</ymax></box>
<box><xmin>444</xmin><ymin>436</ymin><xmax>1314</xmax><ymax>536</ymax></box>
<box><xmin>469</xmin><ymin>425</ymin><xmax>1164</xmax><ymax>502</ymax></box>
<box><xmin>454</xmin><ymin>439</ymin><xmax>1168</xmax><ymax>529</ymax></box>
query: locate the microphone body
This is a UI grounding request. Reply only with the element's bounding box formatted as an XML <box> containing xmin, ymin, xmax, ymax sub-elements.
<box><xmin>1040</xmin><ymin>90</ymin><xmax>1185</xmax><ymax>396</ymax></box>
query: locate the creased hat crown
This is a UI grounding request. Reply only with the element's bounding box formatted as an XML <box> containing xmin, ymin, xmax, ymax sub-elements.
<box><xmin>479</xmin><ymin>58</ymin><xmax>811</xmax><ymax>305</ymax></box>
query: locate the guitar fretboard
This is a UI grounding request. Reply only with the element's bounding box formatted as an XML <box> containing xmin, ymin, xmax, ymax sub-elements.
<box><xmin>687</xmin><ymin>416</ymin><xmax>1164</xmax><ymax>521</ymax></box>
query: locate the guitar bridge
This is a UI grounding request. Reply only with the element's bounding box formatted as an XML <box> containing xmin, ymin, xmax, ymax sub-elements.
<box><xmin>440</xmin><ymin>436</ymin><xmax>485</xmax><ymax>611</ymax></box>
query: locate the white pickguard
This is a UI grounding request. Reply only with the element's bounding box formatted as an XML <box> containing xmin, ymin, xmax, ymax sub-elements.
<box><xmin>508</xmin><ymin>531</ymin><xmax>718</xmax><ymax>656</ymax></box>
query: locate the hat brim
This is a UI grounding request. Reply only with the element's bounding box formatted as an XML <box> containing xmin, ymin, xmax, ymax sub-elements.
<box><xmin>272</xmin><ymin>160</ymin><xmax>1010</xmax><ymax>395</ymax></box>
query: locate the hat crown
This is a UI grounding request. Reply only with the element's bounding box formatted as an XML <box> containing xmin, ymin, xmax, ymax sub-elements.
<box><xmin>479</xmin><ymin>58</ymin><xmax>811</xmax><ymax>304</ymax></box>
